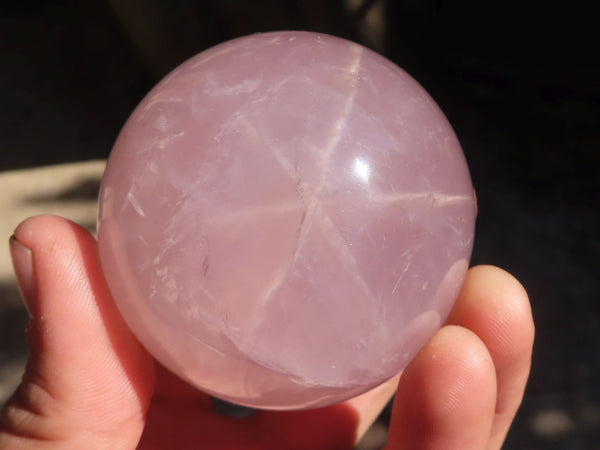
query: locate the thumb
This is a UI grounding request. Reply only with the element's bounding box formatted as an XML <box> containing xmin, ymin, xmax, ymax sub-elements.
<box><xmin>0</xmin><ymin>215</ymin><xmax>155</xmax><ymax>449</ymax></box>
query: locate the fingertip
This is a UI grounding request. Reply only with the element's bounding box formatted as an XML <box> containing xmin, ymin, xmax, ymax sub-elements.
<box><xmin>410</xmin><ymin>325</ymin><xmax>496</xmax><ymax>418</ymax></box>
<box><xmin>466</xmin><ymin>265</ymin><xmax>531</xmax><ymax>311</ymax></box>
<box><xmin>13</xmin><ymin>214</ymin><xmax>90</xmax><ymax>247</ymax></box>
<box><xmin>388</xmin><ymin>325</ymin><xmax>496</xmax><ymax>450</ymax></box>
<box><xmin>450</xmin><ymin>265</ymin><xmax>534</xmax><ymax>357</ymax></box>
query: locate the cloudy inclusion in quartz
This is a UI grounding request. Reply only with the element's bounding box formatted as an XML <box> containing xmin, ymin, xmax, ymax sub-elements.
<box><xmin>97</xmin><ymin>31</ymin><xmax>476</xmax><ymax>409</ymax></box>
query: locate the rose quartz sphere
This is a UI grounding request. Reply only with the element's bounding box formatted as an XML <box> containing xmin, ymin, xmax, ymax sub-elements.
<box><xmin>97</xmin><ymin>31</ymin><xmax>475</xmax><ymax>409</ymax></box>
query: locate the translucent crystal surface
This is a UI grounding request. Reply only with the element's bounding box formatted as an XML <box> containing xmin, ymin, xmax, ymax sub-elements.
<box><xmin>97</xmin><ymin>31</ymin><xmax>476</xmax><ymax>409</ymax></box>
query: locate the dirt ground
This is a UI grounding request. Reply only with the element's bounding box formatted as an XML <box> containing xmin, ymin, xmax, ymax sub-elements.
<box><xmin>1</xmin><ymin>2</ymin><xmax>598</xmax><ymax>448</ymax></box>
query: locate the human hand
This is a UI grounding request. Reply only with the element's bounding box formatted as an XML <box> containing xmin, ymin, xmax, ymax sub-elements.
<box><xmin>0</xmin><ymin>215</ymin><xmax>533</xmax><ymax>449</ymax></box>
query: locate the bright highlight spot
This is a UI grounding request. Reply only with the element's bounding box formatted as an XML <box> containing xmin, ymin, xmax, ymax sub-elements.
<box><xmin>353</xmin><ymin>158</ymin><xmax>370</xmax><ymax>182</ymax></box>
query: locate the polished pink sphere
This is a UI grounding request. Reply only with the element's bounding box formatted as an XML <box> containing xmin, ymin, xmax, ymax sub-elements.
<box><xmin>97</xmin><ymin>31</ymin><xmax>475</xmax><ymax>409</ymax></box>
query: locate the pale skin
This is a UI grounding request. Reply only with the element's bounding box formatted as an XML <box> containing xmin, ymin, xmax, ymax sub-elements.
<box><xmin>0</xmin><ymin>215</ymin><xmax>534</xmax><ymax>449</ymax></box>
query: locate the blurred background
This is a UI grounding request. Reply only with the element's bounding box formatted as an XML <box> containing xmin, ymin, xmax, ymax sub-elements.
<box><xmin>1</xmin><ymin>0</ymin><xmax>598</xmax><ymax>448</ymax></box>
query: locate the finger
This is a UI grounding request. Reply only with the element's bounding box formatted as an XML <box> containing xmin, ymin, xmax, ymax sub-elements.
<box><xmin>0</xmin><ymin>215</ymin><xmax>155</xmax><ymax>449</ymax></box>
<box><xmin>387</xmin><ymin>326</ymin><xmax>497</xmax><ymax>450</ymax></box>
<box><xmin>446</xmin><ymin>265</ymin><xmax>534</xmax><ymax>449</ymax></box>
